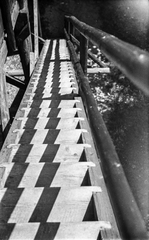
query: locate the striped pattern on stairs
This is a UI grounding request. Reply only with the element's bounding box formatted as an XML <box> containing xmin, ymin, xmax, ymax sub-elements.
<box><xmin>0</xmin><ymin>39</ymin><xmax>120</xmax><ymax>239</ymax></box>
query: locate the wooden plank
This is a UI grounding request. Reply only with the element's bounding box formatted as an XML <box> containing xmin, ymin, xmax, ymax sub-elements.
<box><xmin>14</xmin><ymin>117</ymin><xmax>84</xmax><ymax>130</ymax></box>
<box><xmin>27</xmin><ymin>87</ymin><xmax>77</xmax><ymax>95</ymax></box>
<box><xmin>20</xmin><ymin>99</ymin><xmax>80</xmax><ymax>109</ymax></box>
<box><xmin>55</xmin><ymin>222</ymin><xmax>111</xmax><ymax>240</ymax></box>
<box><xmin>16</xmin><ymin>107</ymin><xmax>82</xmax><ymax>118</ymax></box>
<box><xmin>50</xmin><ymin>162</ymin><xmax>95</xmax><ymax>188</ymax></box>
<box><xmin>47</xmin><ymin>187</ymin><xmax>101</xmax><ymax>222</ymax></box>
<box><xmin>0</xmin><ymin>222</ymin><xmax>111</xmax><ymax>240</ymax></box>
<box><xmin>5</xmin><ymin>70</ymin><xmax>24</xmax><ymax>76</ymax></box>
<box><xmin>33</xmin><ymin>0</ymin><xmax>39</xmax><ymax>61</ymax></box>
<box><xmin>0</xmin><ymin>187</ymin><xmax>102</xmax><ymax>223</ymax></box>
<box><xmin>3</xmin><ymin>162</ymin><xmax>94</xmax><ymax>188</ymax></box>
<box><xmin>87</xmin><ymin>67</ymin><xmax>110</xmax><ymax>74</ymax></box>
<box><xmin>10</xmin><ymin>129</ymin><xmax>87</xmax><ymax>145</ymax></box>
<box><xmin>6</xmin><ymin>143</ymin><xmax>90</xmax><ymax>163</ymax></box>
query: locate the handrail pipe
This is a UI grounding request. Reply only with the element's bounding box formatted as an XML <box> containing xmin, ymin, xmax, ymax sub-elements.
<box><xmin>65</xmin><ymin>16</ymin><xmax>149</xmax><ymax>96</ymax></box>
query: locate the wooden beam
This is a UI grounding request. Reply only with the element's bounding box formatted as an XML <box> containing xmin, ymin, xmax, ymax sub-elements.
<box><xmin>0</xmin><ymin>1</ymin><xmax>17</xmax><ymax>52</ymax></box>
<box><xmin>17</xmin><ymin>23</ymin><xmax>30</xmax><ymax>42</ymax></box>
<box><xmin>0</xmin><ymin>40</ymin><xmax>10</xmax><ymax>139</ymax></box>
<box><xmin>33</xmin><ymin>0</ymin><xmax>39</xmax><ymax>61</ymax></box>
<box><xmin>5</xmin><ymin>70</ymin><xmax>24</xmax><ymax>76</ymax></box>
<box><xmin>0</xmin><ymin>8</ymin><xmax>4</xmax><ymax>48</ymax></box>
<box><xmin>6</xmin><ymin>75</ymin><xmax>26</xmax><ymax>90</ymax></box>
<box><xmin>15</xmin><ymin>3</ymin><xmax>32</xmax><ymax>85</ymax></box>
<box><xmin>11</xmin><ymin>0</ymin><xmax>20</xmax><ymax>29</ymax></box>
<box><xmin>38</xmin><ymin>1</ymin><xmax>42</xmax><ymax>39</ymax></box>
<box><xmin>87</xmin><ymin>67</ymin><xmax>110</xmax><ymax>74</ymax></box>
<box><xmin>30</xmin><ymin>52</ymin><xmax>35</xmax><ymax>76</ymax></box>
<box><xmin>80</xmin><ymin>35</ymin><xmax>88</xmax><ymax>76</ymax></box>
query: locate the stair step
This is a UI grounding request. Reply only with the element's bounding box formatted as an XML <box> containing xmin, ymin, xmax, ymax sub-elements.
<box><xmin>17</xmin><ymin>107</ymin><xmax>82</xmax><ymax>118</ymax></box>
<box><xmin>14</xmin><ymin>117</ymin><xmax>84</xmax><ymax>130</ymax></box>
<box><xmin>27</xmin><ymin>87</ymin><xmax>77</xmax><ymax>94</ymax></box>
<box><xmin>11</xmin><ymin>129</ymin><xmax>88</xmax><ymax>144</ymax></box>
<box><xmin>0</xmin><ymin>187</ymin><xmax>101</xmax><ymax>223</ymax></box>
<box><xmin>3</xmin><ymin>162</ymin><xmax>94</xmax><ymax>188</ymax></box>
<box><xmin>20</xmin><ymin>99</ymin><xmax>80</xmax><ymax>109</ymax></box>
<box><xmin>29</xmin><ymin>81</ymin><xmax>75</xmax><ymax>88</ymax></box>
<box><xmin>7</xmin><ymin>143</ymin><xmax>91</xmax><ymax>163</ymax></box>
<box><xmin>0</xmin><ymin>221</ymin><xmax>111</xmax><ymax>240</ymax></box>
<box><xmin>23</xmin><ymin>92</ymin><xmax>76</xmax><ymax>100</ymax></box>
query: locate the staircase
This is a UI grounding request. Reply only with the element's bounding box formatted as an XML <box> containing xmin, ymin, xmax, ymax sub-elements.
<box><xmin>0</xmin><ymin>39</ymin><xmax>120</xmax><ymax>239</ymax></box>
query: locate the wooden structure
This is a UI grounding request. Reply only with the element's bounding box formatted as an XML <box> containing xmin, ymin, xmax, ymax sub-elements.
<box><xmin>0</xmin><ymin>0</ymin><xmax>40</xmax><ymax>141</ymax></box>
<box><xmin>0</xmin><ymin>1</ymin><xmax>148</xmax><ymax>239</ymax></box>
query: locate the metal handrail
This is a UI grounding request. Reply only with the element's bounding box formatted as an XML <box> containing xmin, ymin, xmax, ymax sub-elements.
<box><xmin>64</xmin><ymin>16</ymin><xmax>148</xmax><ymax>240</ymax></box>
<box><xmin>65</xmin><ymin>15</ymin><xmax>149</xmax><ymax>96</ymax></box>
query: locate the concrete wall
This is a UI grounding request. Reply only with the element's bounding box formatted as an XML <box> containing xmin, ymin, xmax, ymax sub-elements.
<box><xmin>38</xmin><ymin>0</ymin><xmax>149</xmax><ymax>49</ymax></box>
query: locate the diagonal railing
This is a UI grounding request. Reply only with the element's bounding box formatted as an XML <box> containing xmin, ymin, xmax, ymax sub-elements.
<box><xmin>64</xmin><ymin>15</ymin><xmax>148</xmax><ymax>240</ymax></box>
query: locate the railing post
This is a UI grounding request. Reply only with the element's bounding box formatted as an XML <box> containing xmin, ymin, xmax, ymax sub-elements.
<box><xmin>64</xmin><ymin>17</ymin><xmax>69</xmax><ymax>33</ymax></box>
<box><xmin>80</xmin><ymin>34</ymin><xmax>88</xmax><ymax>75</ymax></box>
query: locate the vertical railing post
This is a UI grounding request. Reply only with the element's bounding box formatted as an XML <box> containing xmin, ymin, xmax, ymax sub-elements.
<box><xmin>33</xmin><ymin>0</ymin><xmax>39</xmax><ymax>61</ymax></box>
<box><xmin>64</xmin><ymin>17</ymin><xmax>69</xmax><ymax>34</ymax></box>
<box><xmin>80</xmin><ymin>34</ymin><xmax>88</xmax><ymax>75</ymax></box>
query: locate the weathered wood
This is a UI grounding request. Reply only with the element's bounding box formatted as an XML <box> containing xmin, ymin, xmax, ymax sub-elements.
<box><xmin>70</xmin><ymin>34</ymin><xmax>109</xmax><ymax>67</ymax></box>
<box><xmin>75</xmin><ymin>97</ymin><xmax>121</xmax><ymax>239</ymax></box>
<box><xmin>47</xmin><ymin>187</ymin><xmax>101</xmax><ymax>222</ymax></box>
<box><xmin>3</xmin><ymin>162</ymin><xmax>94</xmax><ymax>188</ymax></box>
<box><xmin>17</xmin><ymin>40</ymin><xmax>30</xmax><ymax>84</ymax></box>
<box><xmin>15</xmin><ymin>117</ymin><xmax>83</xmax><ymax>130</ymax></box>
<box><xmin>0</xmin><ymin>222</ymin><xmax>112</xmax><ymax>239</ymax></box>
<box><xmin>0</xmin><ymin>8</ymin><xmax>4</xmax><ymax>48</ymax></box>
<box><xmin>87</xmin><ymin>67</ymin><xmax>110</xmax><ymax>74</ymax></box>
<box><xmin>0</xmin><ymin>166</ymin><xmax>6</xmax><ymax>189</ymax></box>
<box><xmin>15</xmin><ymin>1</ymin><xmax>32</xmax><ymax>84</ymax></box>
<box><xmin>38</xmin><ymin>0</ymin><xmax>43</xmax><ymax>39</ymax></box>
<box><xmin>80</xmin><ymin>34</ymin><xmax>88</xmax><ymax>75</ymax></box>
<box><xmin>5</xmin><ymin>70</ymin><xmax>24</xmax><ymax>76</ymax></box>
<box><xmin>17</xmin><ymin>23</ymin><xmax>31</xmax><ymax>43</ymax></box>
<box><xmin>6</xmin><ymin>75</ymin><xmax>26</xmax><ymax>89</ymax></box>
<box><xmin>0</xmin><ymin>41</ymin><xmax>10</xmax><ymax>140</ymax></box>
<box><xmin>11</xmin><ymin>0</ymin><xmax>20</xmax><ymax>29</ymax></box>
<box><xmin>30</xmin><ymin>52</ymin><xmax>35</xmax><ymax>76</ymax></box>
<box><xmin>0</xmin><ymin>1</ymin><xmax>17</xmax><ymax>52</ymax></box>
<box><xmin>33</xmin><ymin>0</ymin><xmax>39</xmax><ymax>61</ymax></box>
